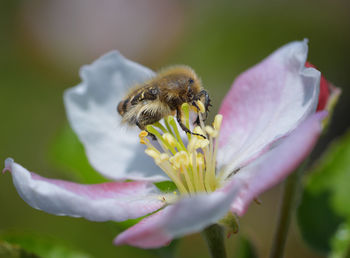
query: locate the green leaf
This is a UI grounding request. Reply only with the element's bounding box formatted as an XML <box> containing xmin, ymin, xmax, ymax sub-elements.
<box><xmin>297</xmin><ymin>129</ymin><xmax>350</xmax><ymax>254</ymax></box>
<box><xmin>233</xmin><ymin>235</ymin><xmax>258</xmax><ymax>258</ymax></box>
<box><xmin>152</xmin><ymin>240</ymin><xmax>179</xmax><ymax>258</ymax></box>
<box><xmin>49</xmin><ymin>124</ymin><xmax>107</xmax><ymax>184</ymax></box>
<box><xmin>0</xmin><ymin>241</ymin><xmax>38</xmax><ymax>258</ymax></box>
<box><xmin>297</xmin><ymin>190</ymin><xmax>343</xmax><ymax>253</ymax></box>
<box><xmin>0</xmin><ymin>233</ymin><xmax>92</xmax><ymax>258</ymax></box>
<box><xmin>155</xmin><ymin>181</ymin><xmax>177</xmax><ymax>193</ymax></box>
<box><xmin>306</xmin><ymin>129</ymin><xmax>350</xmax><ymax>218</ymax></box>
<box><xmin>329</xmin><ymin>223</ymin><xmax>350</xmax><ymax>258</ymax></box>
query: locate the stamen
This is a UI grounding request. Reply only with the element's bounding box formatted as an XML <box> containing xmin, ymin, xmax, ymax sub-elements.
<box><xmin>188</xmin><ymin>136</ymin><xmax>209</xmax><ymax>153</ymax></box>
<box><xmin>162</xmin><ymin>133</ymin><xmax>178</xmax><ymax>148</ymax></box>
<box><xmin>167</xmin><ymin>116</ymin><xmax>186</xmax><ymax>150</ymax></box>
<box><xmin>194</xmin><ymin>126</ymin><xmax>206</xmax><ymax>139</ymax></box>
<box><xmin>205</xmin><ymin>125</ymin><xmax>218</xmax><ymax>138</ymax></box>
<box><xmin>146</xmin><ymin>125</ymin><xmax>176</xmax><ymax>155</ymax></box>
<box><xmin>187</xmin><ymin>137</ymin><xmax>198</xmax><ymax>153</ymax></box>
<box><xmin>164</xmin><ymin>117</ymin><xmax>174</xmax><ymax>135</ymax></box>
<box><xmin>196</xmin><ymin>100</ymin><xmax>206</xmax><ymax>113</ymax></box>
<box><xmin>182</xmin><ymin>164</ymin><xmax>195</xmax><ymax>194</ymax></box>
<box><xmin>181</xmin><ymin>103</ymin><xmax>191</xmax><ymax>141</ymax></box>
<box><xmin>153</xmin><ymin>122</ymin><xmax>168</xmax><ymax>134</ymax></box>
<box><xmin>144</xmin><ymin>148</ymin><xmax>159</xmax><ymax>160</ymax></box>
<box><xmin>139</xmin><ymin>109</ymin><xmax>224</xmax><ymax>196</ymax></box>
<box><xmin>139</xmin><ymin>131</ymin><xmax>148</xmax><ymax>138</ymax></box>
<box><xmin>213</xmin><ymin>114</ymin><xmax>223</xmax><ymax>131</ymax></box>
<box><xmin>159</xmin><ymin>161</ymin><xmax>188</xmax><ymax>195</ymax></box>
<box><xmin>145</xmin><ymin>148</ymin><xmax>169</xmax><ymax>165</ymax></box>
<box><xmin>139</xmin><ymin>131</ymin><xmax>149</xmax><ymax>145</ymax></box>
<box><xmin>169</xmin><ymin>151</ymin><xmax>190</xmax><ymax>169</ymax></box>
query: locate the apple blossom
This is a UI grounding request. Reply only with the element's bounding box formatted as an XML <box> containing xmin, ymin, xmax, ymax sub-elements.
<box><xmin>3</xmin><ymin>40</ymin><xmax>338</xmax><ymax>249</ymax></box>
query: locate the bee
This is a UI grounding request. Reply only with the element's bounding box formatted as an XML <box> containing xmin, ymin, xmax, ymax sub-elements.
<box><xmin>117</xmin><ymin>66</ymin><xmax>211</xmax><ymax>138</ymax></box>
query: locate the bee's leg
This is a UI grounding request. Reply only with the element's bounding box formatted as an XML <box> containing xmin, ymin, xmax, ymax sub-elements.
<box><xmin>194</xmin><ymin>90</ymin><xmax>211</xmax><ymax>125</ymax></box>
<box><xmin>191</xmin><ymin>101</ymin><xmax>201</xmax><ymax>126</ymax></box>
<box><xmin>176</xmin><ymin>108</ymin><xmax>206</xmax><ymax>139</ymax></box>
<box><xmin>199</xmin><ymin>90</ymin><xmax>212</xmax><ymax>112</ymax></box>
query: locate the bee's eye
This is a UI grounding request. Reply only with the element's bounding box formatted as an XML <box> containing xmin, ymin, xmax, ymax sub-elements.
<box><xmin>188</xmin><ymin>78</ymin><xmax>194</xmax><ymax>84</ymax></box>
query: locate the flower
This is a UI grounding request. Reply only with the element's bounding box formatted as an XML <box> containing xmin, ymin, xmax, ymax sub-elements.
<box><xmin>3</xmin><ymin>40</ymin><xmax>339</xmax><ymax>248</ymax></box>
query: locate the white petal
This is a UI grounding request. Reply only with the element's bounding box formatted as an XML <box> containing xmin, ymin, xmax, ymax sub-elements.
<box><xmin>4</xmin><ymin>159</ymin><xmax>164</xmax><ymax>221</ymax></box>
<box><xmin>218</xmin><ymin>40</ymin><xmax>320</xmax><ymax>178</ymax></box>
<box><xmin>64</xmin><ymin>51</ymin><xmax>168</xmax><ymax>181</ymax></box>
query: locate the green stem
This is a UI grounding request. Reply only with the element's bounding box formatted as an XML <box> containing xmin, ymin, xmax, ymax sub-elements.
<box><xmin>269</xmin><ymin>160</ymin><xmax>308</xmax><ymax>258</ymax></box>
<box><xmin>202</xmin><ymin>224</ymin><xmax>227</xmax><ymax>258</ymax></box>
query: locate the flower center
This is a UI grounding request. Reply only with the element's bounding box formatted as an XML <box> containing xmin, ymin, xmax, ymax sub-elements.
<box><xmin>139</xmin><ymin>102</ymin><xmax>223</xmax><ymax>195</ymax></box>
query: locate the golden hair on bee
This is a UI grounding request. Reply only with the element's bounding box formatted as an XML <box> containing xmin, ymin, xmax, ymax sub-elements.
<box><xmin>117</xmin><ymin>65</ymin><xmax>211</xmax><ymax>138</ymax></box>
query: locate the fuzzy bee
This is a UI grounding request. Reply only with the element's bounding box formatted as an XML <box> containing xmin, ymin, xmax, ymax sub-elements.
<box><xmin>117</xmin><ymin>66</ymin><xmax>211</xmax><ymax>138</ymax></box>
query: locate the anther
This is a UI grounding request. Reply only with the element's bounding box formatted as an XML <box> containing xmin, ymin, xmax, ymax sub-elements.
<box><xmin>139</xmin><ymin>130</ymin><xmax>149</xmax><ymax>144</ymax></box>
<box><xmin>194</xmin><ymin>126</ymin><xmax>206</xmax><ymax>138</ymax></box>
<box><xmin>145</xmin><ymin>148</ymin><xmax>159</xmax><ymax>160</ymax></box>
<box><xmin>188</xmin><ymin>137</ymin><xmax>209</xmax><ymax>152</ymax></box>
<box><xmin>169</xmin><ymin>151</ymin><xmax>190</xmax><ymax>170</ymax></box>
<box><xmin>158</xmin><ymin>153</ymin><xmax>170</xmax><ymax>164</ymax></box>
<box><xmin>205</xmin><ymin>125</ymin><xmax>218</xmax><ymax>138</ymax></box>
<box><xmin>213</xmin><ymin>114</ymin><xmax>223</xmax><ymax>131</ymax></box>
<box><xmin>139</xmin><ymin>131</ymin><xmax>148</xmax><ymax>138</ymax></box>
<box><xmin>196</xmin><ymin>100</ymin><xmax>206</xmax><ymax>113</ymax></box>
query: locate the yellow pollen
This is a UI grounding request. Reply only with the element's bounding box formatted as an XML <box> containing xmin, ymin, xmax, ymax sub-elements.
<box><xmin>139</xmin><ymin>130</ymin><xmax>149</xmax><ymax>144</ymax></box>
<box><xmin>198</xmin><ymin>139</ymin><xmax>210</xmax><ymax>149</ymax></box>
<box><xmin>139</xmin><ymin>130</ymin><xmax>148</xmax><ymax>137</ymax></box>
<box><xmin>213</xmin><ymin>114</ymin><xmax>223</xmax><ymax>131</ymax></box>
<box><xmin>188</xmin><ymin>137</ymin><xmax>209</xmax><ymax>152</ymax></box>
<box><xmin>169</xmin><ymin>151</ymin><xmax>190</xmax><ymax>170</ymax></box>
<box><xmin>194</xmin><ymin>126</ymin><xmax>206</xmax><ymax>138</ymax></box>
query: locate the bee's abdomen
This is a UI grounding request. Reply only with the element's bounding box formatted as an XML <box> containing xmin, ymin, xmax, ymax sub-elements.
<box><xmin>117</xmin><ymin>98</ymin><xmax>129</xmax><ymax>116</ymax></box>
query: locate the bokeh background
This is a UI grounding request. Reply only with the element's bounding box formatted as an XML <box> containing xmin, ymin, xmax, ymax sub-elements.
<box><xmin>1</xmin><ymin>0</ymin><xmax>349</xmax><ymax>257</ymax></box>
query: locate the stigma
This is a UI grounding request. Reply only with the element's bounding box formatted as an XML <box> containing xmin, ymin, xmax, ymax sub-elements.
<box><xmin>139</xmin><ymin>103</ymin><xmax>223</xmax><ymax>195</ymax></box>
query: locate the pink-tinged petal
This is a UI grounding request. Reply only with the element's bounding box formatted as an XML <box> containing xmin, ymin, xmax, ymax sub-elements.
<box><xmin>114</xmin><ymin>180</ymin><xmax>242</xmax><ymax>248</ymax></box>
<box><xmin>64</xmin><ymin>51</ymin><xmax>168</xmax><ymax>182</ymax></box>
<box><xmin>4</xmin><ymin>158</ymin><xmax>164</xmax><ymax>221</ymax></box>
<box><xmin>230</xmin><ymin>111</ymin><xmax>326</xmax><ymax>216</ymax></box>
<box><xmin>217</xmin><ymin>40</ymin><xmax>321</xmax><ymax>178</ymax></box>
<box><xmin>114</xmin><ymin>207</ymin><xmax>172</xmax><ymax>248</ymax></box>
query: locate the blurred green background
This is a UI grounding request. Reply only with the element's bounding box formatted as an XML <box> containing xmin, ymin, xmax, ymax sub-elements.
<box><xmin>1</xmin><ymin>0</ymin><xmax>349</xmax><ymax>257</ymax></box>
